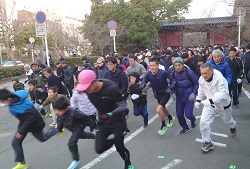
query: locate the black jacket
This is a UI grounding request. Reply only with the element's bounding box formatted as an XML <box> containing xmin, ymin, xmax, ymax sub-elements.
<box><xmin>29</xmin><ymin>87</ymin><xmax>48</xmax><ymax>104</ymax></box>
<box><xmin>13</xmin><ymin>83</ymin><xmax>24</xmax><ymax>91</ymax></box>
<box><xmin>126</xmin><ymin>83</ymin><xmax>147</xmax><ymax>106</ymax></box>
<box><xmin>57</xmin><ymin>107</ymin><xmax>94</xmax><ymax>132</ymax></box>
<box><xmin>45</xmin><ymin>73</ymin><xmax>67</xmax><ymax>95</ymax></box>
<box><xmin>226</xmin><ymin>56</ymin><xmax>244</xmax><ymax>83</ymax></box>
<box><xmin>103</xmin><ymin>65</ymin><xmax>128</xmax><ymax>95</ymax></box>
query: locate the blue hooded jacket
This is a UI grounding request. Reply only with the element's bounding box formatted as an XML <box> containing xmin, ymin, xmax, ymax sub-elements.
<box><xmin>9</xmin><ymin>90</ymin><xmax>34</xmax><ymax>116</ymax></box>
<box><xmin>207</xmin><ymin>57</ymin><xmax>232</xmax><ymax>85</ymax></box>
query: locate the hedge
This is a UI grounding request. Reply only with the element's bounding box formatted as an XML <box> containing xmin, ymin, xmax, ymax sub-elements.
<box><xmin>64</xmin><ymin>56</ymin><xmax>99</xmax><ymax>68</ymax></box>
<box><xmin>0</xmin><ymin>66</ymin><xmax>24</xmax><ymax>79</ymax></box>
<box><xmin>0</xmin><ymin>56</ymin><xmax>100</xmax><ymax>80</ymax></box>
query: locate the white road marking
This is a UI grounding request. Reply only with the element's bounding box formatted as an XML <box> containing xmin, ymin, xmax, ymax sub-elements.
<box><xmin>242</xmin><ymin>87</ymin><xmax>250</xmax><ymax>100</ymax></box>
<box><xmin>211</xmin><ymin>132</ymin><xmax>228</xmax><ymax>138</ymax></box>
<box><xmin>80</xmin><ymin>100</ymin><xmax>173</xmax><ymax>169</ymax></box>
<box><xmin>195</xmin><ymin>138</ymin><xmax>226</xmax><ymax>148</ymax></box>
<box><xmin>161</xmin><ymin>159</ymin><xmax>183</xmax><ymax>169</ymax></box>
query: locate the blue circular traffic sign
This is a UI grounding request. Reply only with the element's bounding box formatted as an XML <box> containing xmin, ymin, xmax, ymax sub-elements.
<box><xmin>36</xmin><ymin>11</ymin><xmax>46</xmax><ymax>24</ymax></box>
<box><xmin>108</xmin><ymin>20</ymin><xmax>117</xmax><ymax>30</ymax></box>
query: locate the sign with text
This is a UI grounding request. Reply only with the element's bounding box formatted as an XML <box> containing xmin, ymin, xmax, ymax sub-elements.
<box><xmin>35</xmin><ymin>23</ymin><xmax>46</xmax><ymax>37</ymax></box>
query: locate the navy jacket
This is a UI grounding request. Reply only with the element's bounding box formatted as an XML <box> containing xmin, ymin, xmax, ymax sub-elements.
<box><xmin>103</xmin><ymin>65</ymin><xmax>128</xmax><ymax>95</ymax></box>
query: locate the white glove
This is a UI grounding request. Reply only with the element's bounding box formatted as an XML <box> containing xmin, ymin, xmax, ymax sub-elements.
<box><xmin>131</xmin><ymin>94</ymin><xmax>139</xmax><ymax>100</ymax></box>
<box><xmin>194</xmin><ymin>102</ymin><xmax>200</xmax><ymax>109</ymax></box>
<box><xmin>171</xmin><ymin>93</ymin><xmax>176</xmax><ymax>100</ymax></box>
<box><xmin>201</xmin><ymin>100</ymin><xmax>211</xmax><ymax>107</ymax></box>
<box><xmin>237</xmin><ymin>78</ymin><xmax>242</xmax><ymax>84</ymax></box>
<box><xmin>38</xmin><ymin>105</ymin><xmax>43</xmax><ymax>110</ymax></box>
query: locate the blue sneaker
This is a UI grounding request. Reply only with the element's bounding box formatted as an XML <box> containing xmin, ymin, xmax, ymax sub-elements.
<box><xmin>67</xmin><ymin>160</ymin><xmax>80</xmax><ymax>169</ymax></box>
<box><xmin>233</xmin><ymin>105</ymin><xmax>238</xmax><ymax>109</ymax></box>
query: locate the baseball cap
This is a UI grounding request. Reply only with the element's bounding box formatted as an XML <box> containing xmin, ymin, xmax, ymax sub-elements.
<box><xmin>75</xmin><ymin>70</ymin><xmax>96</xmax><ymax>91</ymax></box>
<box><xmin>31</xmin><ymin>61</ymin><xmax>38</xmax><ymax>66</ymax></box>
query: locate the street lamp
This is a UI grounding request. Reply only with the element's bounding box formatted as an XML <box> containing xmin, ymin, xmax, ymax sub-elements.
<box><xmin>236</xmin><ymin>7</ymin><xmax>246</xmax><ymax>48</ymax></box>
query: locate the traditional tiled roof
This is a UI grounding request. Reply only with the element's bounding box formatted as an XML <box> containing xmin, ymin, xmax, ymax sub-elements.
<box><xmin>162</xmin><ymin>16</ymin><xmax>237</xmax><ymax>27</ymax></box>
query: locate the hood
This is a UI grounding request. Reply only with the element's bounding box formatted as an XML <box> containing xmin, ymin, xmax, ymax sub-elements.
<box><xmin>9</xmin><ymin>90</ymin><xmax>34</xmax><ymax>116</ymax></box>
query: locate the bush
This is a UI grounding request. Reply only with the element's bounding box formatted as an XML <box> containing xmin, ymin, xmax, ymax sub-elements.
<box><xmin>64</xmin><ymin>56</ymin><xmax>99</xmax><ymax>68</ymax></box>
<box><xmin>0</xmin><ymin>66</ymin><xmax>24</xmax><ymax>79</ymax></box>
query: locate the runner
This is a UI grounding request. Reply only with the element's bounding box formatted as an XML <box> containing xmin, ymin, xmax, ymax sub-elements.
<box><xmin>75</xmin><ymin>70</ymin><xmax>134</xmax><ymax>169</ymax></box>
<box><xmin>141</xmin><ymin>58</ymin><xmax>175</xmax><ymax>135</ymax></box>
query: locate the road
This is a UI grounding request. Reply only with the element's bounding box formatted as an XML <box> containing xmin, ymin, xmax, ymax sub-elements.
<box><xmin>0</xmin><ymin>80</ymin><xmax>250</xmax><ymax>169</ymax></box>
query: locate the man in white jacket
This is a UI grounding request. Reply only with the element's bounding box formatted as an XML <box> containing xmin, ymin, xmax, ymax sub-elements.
<box><xmin>195</xmin><ymin>63</ymin><xmax>236</xmax><ymax>153</ymax></box>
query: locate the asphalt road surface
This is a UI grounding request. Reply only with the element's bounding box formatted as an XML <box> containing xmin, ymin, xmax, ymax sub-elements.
<box><xmin>0</xmin><ymin>81</ymin><xmax>250</xmax><ymax>169</ymax></box>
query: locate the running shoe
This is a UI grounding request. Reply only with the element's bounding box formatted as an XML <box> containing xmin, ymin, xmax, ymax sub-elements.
<box><xmin>180</xmin><ymin>128</ymin><xmax>190</xmax><ymax>134</ymax></box>
<box><xmin>230</xmin><ymin>127</ymin><xmax>237</xmax><ymax>137</ymax></box>
<box><xmin>158</xmin><ymin>125</ymin><xmax>167</xmax><ymax>135</ymax></box>
<box><xmin>12</xmin><ymin>162</ymin><xmax>28</xmax><ymax>169</ymax></box>
<box><xmin>67</xmin><ymin>160</ymin><xmax>80</xmax><ymax>169</ymax></box>
<box><xmin>125</xmin><ymin>164</ymin><xmax>134</xmax><ymax>169</ymax></box>
<box><xmin>167</xmin><ymin>116</ymin><xmax>175</xmax><ymax>128</ymax></box>
<box><xmin>201</xmin><ymin>142</ymin><xmax>214</xmax><ymax>153</ymax></box>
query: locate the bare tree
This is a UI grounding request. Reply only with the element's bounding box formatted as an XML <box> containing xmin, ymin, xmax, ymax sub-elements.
<box><xmin>81</xmin><ymin>21</ymin><xmax>126</xmax><ymax>55</ymax></box>
<box><xmin>0</xmin><ymin>0</ymin><xmax>32</xmax><ymax>65</ymax></box>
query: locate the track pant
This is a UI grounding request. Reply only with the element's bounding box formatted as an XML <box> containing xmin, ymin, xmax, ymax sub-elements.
<box><xmin>133</xmin><ymin>104</ymin><xmax>148</xmax><ymax>125</ymax></box>
<box><xmin>176</xmin><ymin>99</ymin><xmax>196</xmax><ymax>130</ymax></box>
<box><xmin>200</xmin><ymin>106</ymin><xmax>236</xmax><ymax>143</ymax></box>
<box><xmin>229</xmin><ymin>82</ymin><xmax>239</xmax><ymax>105</ymax></box>
<box><xmin>12</xmin><ymin>127</ymin><xmax>58</xmax><ymax>162</ymax></box>
<box><xmin>68</xmin><ymin>128</ymin><xmax>95</xmax><ymax>161</ymax></box>
<box><xmin>95</xmin><ymin>126</ymin><xmax>131</xmax><ymax>166</ymax></box>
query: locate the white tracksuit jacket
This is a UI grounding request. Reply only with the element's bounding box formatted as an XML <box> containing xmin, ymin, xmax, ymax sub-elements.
<box><xmin>196</xmin><ymin>69</ymin><xmax>236</xmax><ymax>143</ymax></box>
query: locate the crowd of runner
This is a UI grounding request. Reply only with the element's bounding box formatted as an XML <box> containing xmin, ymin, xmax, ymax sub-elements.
<box><xmin>2</xmin><ymin>43</ymin><xmax>250</xmax><ymax>169</ymax></box>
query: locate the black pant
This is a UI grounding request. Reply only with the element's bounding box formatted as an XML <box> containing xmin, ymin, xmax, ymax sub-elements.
<box><xmin>89</xmin><ymin>114</ymin><xmax>97</xmax><ymax>132</ymax></box>
<box><xmin>229</xmin><ymin>82</ymin><xmax>239</xmax><ymax>105</ymax></box>
<box><xmin>68</xmin><ymin>128</ymin><xmax>95</xmax><ymax>161</ymax></box>
<box><xmin>65</xmin><ymin>81</ymin><xmax>74</xmax><ymax>97</ymax></box>
<box><xmin>12</xmin><ymin>127</ymin><xmax>57</xmax><ymax>162</ymax></box>
<box><xmin>238</xmin><ymin>82</ymin><xmax>242</xmax><ymax>95</ymax></box>
<box><xmin>95</xmin><ymin>126</ymin><xmax>131</xmax><ymax>166</ymax></box>
<box><xmin>245</xmin><ymin>66</ymin><xmax>250</xmax><ymax>83</ymax></box>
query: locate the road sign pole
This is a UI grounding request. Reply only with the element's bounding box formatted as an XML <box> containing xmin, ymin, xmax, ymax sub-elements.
<box><xmin>44</xmin><ymin>35</ymin><xmax>50</xmax><ymax>67</ymax></box>
<box><xmin>238</xmin><ymin>10</ymin><xmax>241</xmax><ymax>48</ymax></box>
<box><xmin>113</xmin><ymin>36</ymin><xmax>116</xmax><ymax>52</ymax></box>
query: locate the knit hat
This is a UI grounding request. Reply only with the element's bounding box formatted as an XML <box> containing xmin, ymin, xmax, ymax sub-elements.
<box><xmin>12</xmin><ymin>76</ymin><xmax>19</xmax><ymax>83</ymax></box>
<box><xmin>173</xmin><ymin>57</ymin><xmax>184</xmax><ymax>65</ymax></box>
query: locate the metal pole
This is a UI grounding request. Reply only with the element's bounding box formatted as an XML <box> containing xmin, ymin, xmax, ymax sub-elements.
<box><xmin>31</xmin><ymin>43</ymin><xmax>34</xmax><ymax>62</ymax></box>
<box><xmin>238</xmin><ymin>11</ymin><xmax>241</xmax><ymax>48</ymax></box>
<box><xmin>44</xmin><ymin>35</ymin><xmax>50</xmax><ymax>67</ymax></box>
<box><xmin>113</xmin><ymin>36</ymin><xmax>116</xmax><ymax>52</ymax></box>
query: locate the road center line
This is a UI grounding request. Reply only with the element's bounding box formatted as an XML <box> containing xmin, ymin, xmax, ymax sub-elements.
<box><xmin>80</xmin><ymin>100</ymin><xmax>173</xmax><ymax>169</ymax></box>
<box><xmin>161</xmin><ymin>159</ymin><xmax>183</xmax><ymax>169</ymax></box>
<box><xmin>195</xmin><ymin>138</ymin><xmax>226</xmax><ymax>148</ymax></box>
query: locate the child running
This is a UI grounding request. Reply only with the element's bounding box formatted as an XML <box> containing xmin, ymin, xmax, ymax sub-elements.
<box><xmin>0</xmin><ymin>88</ymin><xmax>58</xmax><ymax>169</ymax></box>
<box><xmin>52</xmin><ymin>96</ymin><xmax>96</xmax><ymax>169</ymax></box>
<box><xmin>38</xmin><ymin>86</ymin><xmax>69</xmax><ymax>127</ymax></box>
<box><xmin>28</xmin><ymin>79</ymin><xmax>48</xmax><ymax>118</ymax></box>
<box><xmin>71</xmin><ymin>88</ymin><xmax>97</xmax><ymax>131</ymax></box>
<box><xmin>126</xmin><ymin>72</ymin><xmax>149</xmax><ymax>128</ymax></box>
